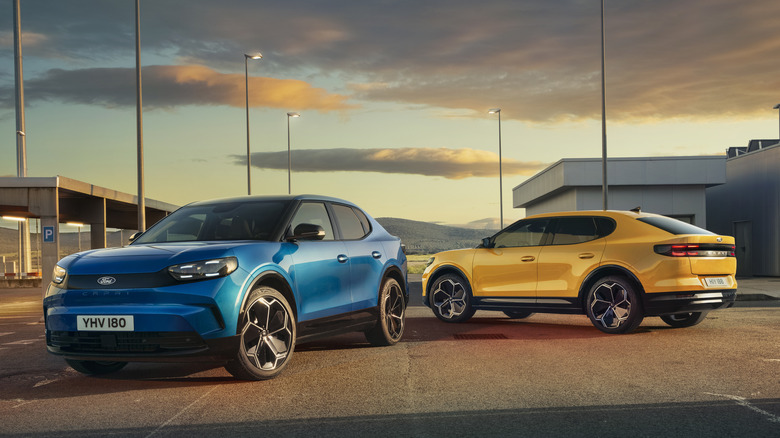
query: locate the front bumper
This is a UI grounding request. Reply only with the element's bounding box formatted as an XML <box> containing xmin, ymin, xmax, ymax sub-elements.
<box><xmin>642</xmin><ymin>289</ymin><xmax>737</xmax><ymax>316</ymax></box>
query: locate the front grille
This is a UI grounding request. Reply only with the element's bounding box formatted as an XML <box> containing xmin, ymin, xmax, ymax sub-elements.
<box><xmin>49</xmin><ymin>331</ymin><xmax>206</xmax><ymax>353</ymax></box>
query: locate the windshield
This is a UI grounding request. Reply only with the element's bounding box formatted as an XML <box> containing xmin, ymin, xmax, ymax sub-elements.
<box><xmin>134</xmin><ymin>200</ymin><xmax>290</xmax><ymax>244</ymax></box>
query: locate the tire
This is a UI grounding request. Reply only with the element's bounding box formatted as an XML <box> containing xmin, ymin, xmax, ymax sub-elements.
<box><xmin>225</xmin><ymin>287</ymin><xmax>296</xmax><ymax>380</ymax></box>
<box><xmin>503</xmin><ymin>311</ymin><xmax>534</xmax><ymax>319</ymax></box>
<box><xmin>585</xmin><ymin>276</ymin><xmax>644</xmax><ymax>334</ymax></box>
<box><xmin>429</xmin><ymin>273</ymin><xmax>476</xmax><ymax>323</ymax></box>
<box><xmin>365</xmin><ymin>277</ymin><xmax>406</xmax><ymax>346</ymax></box>
<box><xmin>65</xmin><ymin>359</ymin><xmax>127</xmax><ymax>375</ymax></box>
<box><xmin>660</xmin><ymin>312</ymin><xmax>708</xmax><ymax>328</ymax></box>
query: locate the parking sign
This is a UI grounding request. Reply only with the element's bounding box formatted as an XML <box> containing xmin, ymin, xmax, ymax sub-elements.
<box><xmin>43</xmin><ymin>226</ymin><xmax>55</xmax><ymax>242</ymax></box>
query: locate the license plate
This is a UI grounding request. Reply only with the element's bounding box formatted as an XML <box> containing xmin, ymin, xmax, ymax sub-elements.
<box><xmin>703</xmin><ymin>277</ymin><xmax>729</xmax><ymax>288</ymax></box>
<box><xmin>77</xmin><ymin>315</ymin><xmax>134</xmax><ymax>331</ymax></box>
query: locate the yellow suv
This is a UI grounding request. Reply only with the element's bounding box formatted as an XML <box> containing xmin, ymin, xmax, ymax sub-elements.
<box><xmin>422</xmin><ymin>210</ymin><xmax>737</xmax><ymax>334</ymax></box>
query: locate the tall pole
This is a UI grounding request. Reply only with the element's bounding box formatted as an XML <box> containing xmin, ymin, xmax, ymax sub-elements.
<box><xmin>489</xmin><ymin>109</ymin><xmax>503</xmax><ymax>228</ymax></box>
<box><xmin>286</xmin><ymin>112</ymin><xmax>300</xmax><ymax>195</ymax></box>
<box><xmin>244</xmin><ymin>54</ymin><xmax>262</xmax><ymax>196</ymax></box>
<box><xmin>600</xmin><ymin>0</ymin><xmax>608</xmax><ymax>210</ymax></box>
<box><xmin>287</xmin><ymin>114</ymin><xmax>291</xmax><ymax>195</ymax></box>
<box><xmin>13</xmin><ymin>0</ymin><xmax>31</xmax><ymax>275</ymax></box>
<box><xmin>245</xmin><ymin>56</ymin><xmax>251</xmax><ymax>195</ymax></box>
<box><xmin>135</xmin><ymin>0</ymin><xmax>146</xmax><ymax>231</ymax></box>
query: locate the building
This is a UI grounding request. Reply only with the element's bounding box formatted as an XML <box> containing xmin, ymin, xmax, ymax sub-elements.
<box><xmin>707</xmin><ymin>141</ymin><xmax>780</xmax><ymax>277</ymax></box>
<box><xmin>513</xmin><ymin>156</ymin><xmax>726</xmax><ymax>228</ymax></box>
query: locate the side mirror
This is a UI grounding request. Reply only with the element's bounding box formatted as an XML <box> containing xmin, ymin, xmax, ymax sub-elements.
<box><xmin>480</xmin><ymin>237</ymin><xmax>493</xmax><ymax>249</ymax></box>
<box><xmin>129</xmin><ymin>232</ymin><xmax>141</xmax><ymax>243</ymax></box>
<box><xmin>288</xmin><ymin>223</ymin><xmax>326</xmax><ymax>241</ymax></box>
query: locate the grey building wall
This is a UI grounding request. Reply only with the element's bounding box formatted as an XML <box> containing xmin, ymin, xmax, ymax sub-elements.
<box><xmin>514</xmin><ymin>157</ymin><xmax>725</xmax><ymax>229</ymax></box>
<box><xmin>706</xmin><ymin>144</ymin><xmax>780</xmax><ymax>277</ymax></box>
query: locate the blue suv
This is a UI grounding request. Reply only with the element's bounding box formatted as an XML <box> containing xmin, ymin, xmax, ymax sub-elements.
<box><xmin>44</xmin><ymin>195</ymin><xmax>408</xmax><ymax>380</ymax></box>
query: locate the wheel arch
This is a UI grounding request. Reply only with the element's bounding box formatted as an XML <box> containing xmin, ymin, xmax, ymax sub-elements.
<box><xmin>578</xmin><ymin>265</ymin><xmax>645</xmax><ymax>311</ymax></box>
<box><xmin>237</xmin><ymin>270</ymin><xmax>298</xmax><ymax>334</ymax></box>
<box><xmin>381</xmin><ymin>264</ymin><xmax>407</xmax><ymax>303</ymax></box>
<box><xmin>425</xmin><ymin>265</ymin><xmax>471</xmax><ymax>298</ymax></box>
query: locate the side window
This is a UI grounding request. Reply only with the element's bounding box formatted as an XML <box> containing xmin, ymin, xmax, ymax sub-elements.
<box><xmin>289</xmin><ymin>202</ymin><xmax>334</xmax><ymax>240</ymax></box>
<box><xmin>550</xmin><ymin>217</ymin><xmax>599</xmax><ymax>245</ymax></box>
<box><xmin>492</xmin><ymin>218</ymin><xmax>550</xmax><ymax>248</ymax></box>
<box><xmin>332</xmin><ymin>204</ymin><xmax>367</xmax><ymax>240</ymax></box>
<box><xmin>353</xmin><ymin>207</ymin><xmax>372</xmax><ymax>235</ymax></box>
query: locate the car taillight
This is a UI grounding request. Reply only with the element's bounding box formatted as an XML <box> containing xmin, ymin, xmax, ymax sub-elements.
<box><xmin>654</xmin><ymin>244</ymin><xmax>735</xmax><ymax>257</ymax></box>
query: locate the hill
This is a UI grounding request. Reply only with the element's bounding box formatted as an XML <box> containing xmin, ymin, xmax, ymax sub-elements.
<box><xmin>376</xmin><ymin>218</ymin><xmax>496</xmax><ymax>254</ymax></box>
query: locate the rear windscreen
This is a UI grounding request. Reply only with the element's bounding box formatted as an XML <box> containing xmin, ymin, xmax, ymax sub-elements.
<box><xmin>637</xmin><ymin>217</ymin><xmax>714</xmax><ymax>235</ymax></box>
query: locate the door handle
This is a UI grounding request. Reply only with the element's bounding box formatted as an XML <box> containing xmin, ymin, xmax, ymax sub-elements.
<box><xmin>578</xmin><ymin>253</ymin><xmax>595</xmax><ymax>259</ymax></box>
<box><xmin>371</xmin><ymin>251</ymin><xmax>382</xmax><ymax>259</ymax></box>
<box><xmin>337</xmin><ymin>254</ymin><xmax>349</xmax><ymax>263</ymax></box>
<box><xmin>520</xmin><ymin>256</ymin><xmax>535</xmax><ymax>262</ymax></box>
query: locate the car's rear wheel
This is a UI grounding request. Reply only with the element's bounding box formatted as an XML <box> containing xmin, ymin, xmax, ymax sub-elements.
<box><xmin>660</xmin><ymin>312</ymin><xmax>708</xmax><ymax>328</ymax></box>
<box><xmin>586</xmin><ymin>276</ymin><xmax>644</xmax><ymax>334</ymax></box>
<box><xmin>503</xmin><ymin>311</ymin><xmax>534</xmax><ymax>319</ymax></box>
<box><xmin>430</xmin><ymin>273</ymin><xmax>476</xmax><ymax>323</ymax></box>
<box><xmin>365</xmin><ymin>277</ymin><xmax>406</xmax><ymax>346</ymax></box>
<box><xmin>225</xmin><ymin>287</ymin><xmax>296</xmax><ymax>380</ymax></box>
<box><xmin>65</xmin><ymin>359</ymin><xmax>127</xmax><ymax>375</ymax></box>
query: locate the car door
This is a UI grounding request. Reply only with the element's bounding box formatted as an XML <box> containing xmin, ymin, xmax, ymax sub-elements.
<box><xmin>330</xmin><ymin>203</ymin><xmax>384</xmax><ymax>312</ymax></box>
<box><xmin>287</xmin><ymin>202</ymin><xmax>352</xmax><ymax>321</ymax></box>
<box><xmin>536</xmin><ymin>217</ymin><xmax>606</xmax><ymax>299</ymax></box>
<box><xmin>472</xmin><ymin>218</ymin><xmax>551</xmax><ymax>299</ymax></box>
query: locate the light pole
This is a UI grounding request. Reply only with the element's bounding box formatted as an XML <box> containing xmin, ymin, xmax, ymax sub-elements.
<box><xmin>135</xmin><ymin>0</ymin><xmax>146</xmax><ymax>231</ymax></box>
<box><xmin>244</xmin><ymin>53</ymin><xmax>263</xmax><ymax>195</ymax></box>
<box><xmin>600</xmin><ymin>0</ymin><xmax>608</xmax><ymax>210</ymax></box>
<box><xmin>286</xmin><ymin>112</ymin><xmax>300</xmax><ymax>194</ymax></box>
<box><xmin>774</xmin><ymin>104</ymin><xmax>780</xmax><ymax>140</ymax></box>
<box><xmin>488</xmin><ymin>108</ymin><xmax>503</xmax><ymax>229</ymax></box>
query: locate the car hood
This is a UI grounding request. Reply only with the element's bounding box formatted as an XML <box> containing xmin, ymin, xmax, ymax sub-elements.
<box><xmin>59</xmin><ymin>241</ymin><xmax>260</xmax><ymax>275</ymax></box>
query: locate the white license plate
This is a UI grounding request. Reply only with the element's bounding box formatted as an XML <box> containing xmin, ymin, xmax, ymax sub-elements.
<box><xmin>77</xmin><ymin>315</ymin><xmax>134</xmax><ymax>331</ymax></box>
<box><xmin>703</xmin><ymin>277</ymin><xmax>729</xmax><ymax>288</ymax></box>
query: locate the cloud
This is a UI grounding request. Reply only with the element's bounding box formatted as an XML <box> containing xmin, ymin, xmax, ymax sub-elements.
<box><xmin>234</xmin><ymin>147</ymin><xmax>546</xmax><ymax>179</ymax></box>
<box><xmin>4</xmin><ymin>0</ymin><xmax>779</xmax><ymax>121</ymax></box>
<box><xmin>0</xmin><ymin>65</ymin><xmax>356</xmax><ymax>111</ymax></box>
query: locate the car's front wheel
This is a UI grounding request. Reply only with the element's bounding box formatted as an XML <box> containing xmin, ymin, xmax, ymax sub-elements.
<box><xmin>430</xmin><ymin>273</ymin><xmax>476</xmax><ymax>323</ymax></box>
<box><xmin>65</xmin><ymin>359</ymin><xmax>127</xmax><ymax>375</ymax></box>
<box><xmin>225</xmin><ymin>287</ymin><xmax>296</xmax><ymax>380</ymax></box>
<box><xmin>365</xmin><ymin>277</ymin><xmax>406</xmax><ymax>346</ymax></box>
<box><xmin>586</xmin><ymin>276</ymin><xmax>644</xmax><ymax>334</ymax></box>
<box><xmin>660</xmin><ymin>312</ymin><xmax>708</xmax><ymax>328</ymax></box>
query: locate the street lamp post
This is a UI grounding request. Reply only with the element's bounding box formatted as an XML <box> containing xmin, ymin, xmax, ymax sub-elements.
<box><xmin>135</xmin><ymin>0</ymin><xmax>146</xmax><ymax>232</ymax></box>
<box><xmin>286</xmin><ymin>112</ymin><xmax>300</xmax><ymax>194</ymax></box>
<box><xmin>244</xmin><ymin>53</ymin><xmax>263</xmax><ymax>195</ymax></box>
<box><xmin>774</xmin><ymin>104</ymin><xmax>780</xmax><ymax>140</ymax></box>
<box><xmin>488</xmin><ymin>108</ymin><xmax>503</xmax><ymax>229</ymax></box>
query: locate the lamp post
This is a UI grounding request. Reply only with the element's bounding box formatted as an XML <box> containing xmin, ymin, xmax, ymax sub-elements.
<box><xmin>135</xmin><ymin>0</ymin><xmax>146</xmax><ymax>231</ymax></box>
<box><xmin>774</xmin><ymin>104</ymin><xmax>780</xmax><ymax>141</ymax></box>
<box><xmin>286</xmin><ymin>112</ymin><xmax>300</xmax><ymax>194</ymax></box>
<box><xmin>244</xmin><ymin>53</ymin><xmax>263</xmax><ymax>195</ymax></box>
<box><xmin>600</xmin><ymin>0</ymin><xmax>608</xmax><ymax>210</ymax></box>
<box><xmin>488</xmin><ymin>108</ymin><xmax>503</xmax><ymax>229</ymax></box>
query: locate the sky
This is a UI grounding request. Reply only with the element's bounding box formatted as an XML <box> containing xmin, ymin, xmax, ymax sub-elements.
<box><xmin>1</xmin><ymin>0</ymin><xmax>779</xmax><ymax>230</ymax></box>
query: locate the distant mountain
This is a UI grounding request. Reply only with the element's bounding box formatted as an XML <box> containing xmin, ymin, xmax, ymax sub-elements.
<box><xmin>376</xmin><ymin>218</ymin><xmax>497</xmax><ymax>254</ymax></box>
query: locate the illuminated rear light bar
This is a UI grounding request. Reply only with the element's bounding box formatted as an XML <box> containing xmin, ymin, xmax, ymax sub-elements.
<box><xmin>654</xmin><ymin>244</ymin><xmax>735</xmax><ymax>257</ymax></box>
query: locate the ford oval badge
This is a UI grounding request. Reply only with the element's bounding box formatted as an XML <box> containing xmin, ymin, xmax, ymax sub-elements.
<box><xmin>97</xmin><ymin>276</ymin><xmax>116</xmax><ymax>286</ymax></box>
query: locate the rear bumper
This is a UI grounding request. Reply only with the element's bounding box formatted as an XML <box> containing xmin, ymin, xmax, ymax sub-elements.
<box><xmin>642</xmin><ymin>289</ymin><xmax>737</xmax><ymax>316</ymax></box>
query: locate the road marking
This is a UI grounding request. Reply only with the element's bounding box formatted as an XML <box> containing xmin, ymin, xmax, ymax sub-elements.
<box><xmin>33</xmin><ymin>378</ymin><xmax>59</xmax><ymax>388</ymax></box>
<box><xmin>145</xmin><ymin>385</ymin><xmax>219</xmax><ymax>438</ymax></box>
<box><xmin>2</xmin><ymin>339</ymin><xmax>40</xmax><ymax>345</ymax></box>
<box><xmin>12</xmin><ymin>399</ymin><xmax>35</xmax><ymax>409</ymax></box>
<box><xmin>763</xmin><ymin>358</ymin><xmax>780</xmax><ymax>362</ymax></box>
<box><xmin>705</xmin><ymin>392</ymin><xmax>780</xmax><ymax>423</ymax></box>
<box><xmin>0</xmin><ymin>332</ymin><xmax>12</xmax><ymax>337</ymax></box>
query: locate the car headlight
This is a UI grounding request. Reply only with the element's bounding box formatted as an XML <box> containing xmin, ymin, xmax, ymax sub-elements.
<box><xmin>52</xmin><ymin>264</ymin><xmax>67</xmax><ymax>284</ymax></box>
<box><xmin>168</xmin><ymin>257</ymin><xmax>238</xmax><ymax>281</ymax></box>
